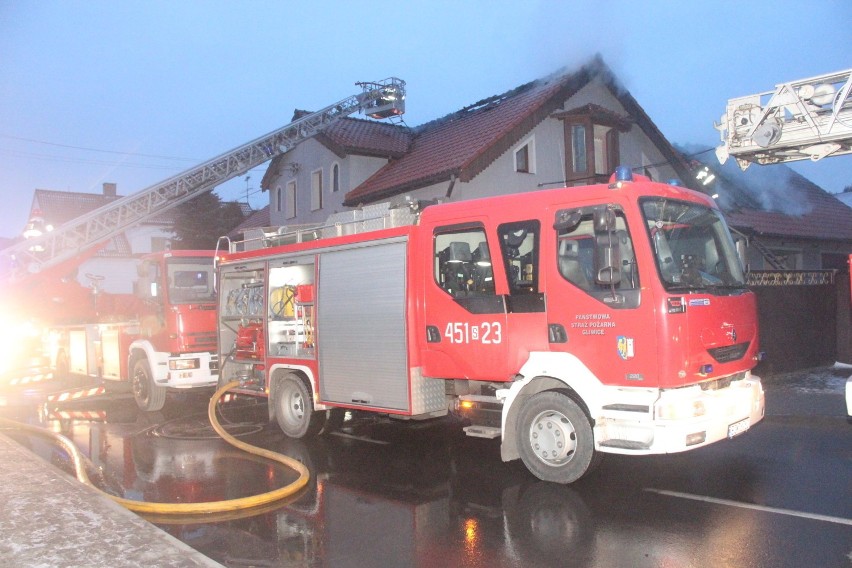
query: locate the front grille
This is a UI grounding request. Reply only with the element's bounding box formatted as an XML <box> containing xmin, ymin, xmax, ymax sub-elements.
<box><xmin>708</xmin><ymin>342</ymin><xmax>749</xmax><ymax>363</ymax></box>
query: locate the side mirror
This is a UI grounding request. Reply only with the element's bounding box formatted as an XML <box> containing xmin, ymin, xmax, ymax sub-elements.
<box><xmin>593</xmin><ymin>208</ymin><xmax>616</xmax><ymax>232</ymax></box>
<box><xmin>149</xmin><ymin>282</ymin><xmax>159</xmax><ymax>298</ymax></box>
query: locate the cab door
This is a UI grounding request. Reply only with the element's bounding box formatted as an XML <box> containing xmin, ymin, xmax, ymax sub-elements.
<box><xmin>545</xmin><ymin>204</ymin><xmax>659</xmax><ymax>386</ymax></box>
<box><xmin>420</xmin><ymin>222</ymin><xmax>509</xmax><ymax>381</ymax></box>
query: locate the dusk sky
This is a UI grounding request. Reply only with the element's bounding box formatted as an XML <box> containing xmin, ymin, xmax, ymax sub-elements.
<box><xmin>1</xmin><ymin>1</ymin><xmax>849</xmax><ymax>239</ymax></box>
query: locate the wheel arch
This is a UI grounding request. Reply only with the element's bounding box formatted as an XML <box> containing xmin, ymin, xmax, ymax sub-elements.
<box><xmin>267</xmin><ymin>365</ymin><xmax>319</xmax><ymax>423</ymax></box>
<box><xmin>501</xmin><ymin>353</ymin><xmax>604</xmax><ymax>463</ymax></box>
<box><xmin>128</xmin><ymin>339</ymin><xmax>166</xmax><ymax>381</ymax></box>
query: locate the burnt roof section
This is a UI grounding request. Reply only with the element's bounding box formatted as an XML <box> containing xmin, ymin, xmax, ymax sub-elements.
<box><xmin>343</xmin><ymin>56</ymin><xmax>694</xmax><ymax>206</ymax></box>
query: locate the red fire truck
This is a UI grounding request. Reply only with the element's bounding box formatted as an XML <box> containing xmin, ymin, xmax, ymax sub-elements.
<box><xmin>44</xmin><ymin>250</ymin><xmax>218</xmax><ymax>411</ymax></box>
<box><xmin>216</xmin><ymin>168</ymin><xmax>765</xmax><ymax>483</ymax></box>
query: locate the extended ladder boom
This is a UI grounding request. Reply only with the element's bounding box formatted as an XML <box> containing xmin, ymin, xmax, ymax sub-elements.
<box><xmin>0</xmin><ymin>78</ymin><xmax>405</xmax><ymax>279</ymax></box>
<box><xmin>714</xmin><ymin>69</ymin><xmax>852</xmax><ymax>170</ymax></box>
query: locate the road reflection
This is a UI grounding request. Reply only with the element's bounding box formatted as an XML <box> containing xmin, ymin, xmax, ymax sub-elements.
<box><xmin>3</xmin><ymin>371</ymin><xmax>847</xmax><ymax>567</ymax></box>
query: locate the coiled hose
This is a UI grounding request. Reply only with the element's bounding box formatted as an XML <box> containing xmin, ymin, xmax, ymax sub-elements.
<box><xmin>0</xmin><ymin>380</ymin><xmax>309</xmax><ymax>515</ymax></box>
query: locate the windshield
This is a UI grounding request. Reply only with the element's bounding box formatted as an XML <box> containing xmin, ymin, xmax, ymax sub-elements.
<box><xmin>167</xmin><ymin>257</ymin><xmax>216</xmax><ymax>303</ymax></box>
<box><xmin>641</xmin><ymin>198</ymin><xmax>746</xmax><ymax>292</ymax></box>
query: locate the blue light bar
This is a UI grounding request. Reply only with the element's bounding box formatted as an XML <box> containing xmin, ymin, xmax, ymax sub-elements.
<box><xmin>614</xmin><ymin>166</ymin><xmax>633</xmax><ymax>182</ymax></box>
<box><xmin>667</xmin><ymin>179</ymin><xmax>681</xmax><ymax>186</ymax></box>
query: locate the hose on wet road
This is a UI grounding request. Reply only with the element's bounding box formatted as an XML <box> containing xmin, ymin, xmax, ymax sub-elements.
<box><xmin>0</xmin><ymin>380</ymin><xmax>309</xmax><ymax>515</ymax></box>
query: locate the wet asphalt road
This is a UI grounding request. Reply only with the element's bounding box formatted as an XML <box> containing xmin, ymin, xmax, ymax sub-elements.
<box><xmin>1</xmin><ymin>367</ymin><xmax>850</xmax><ymax>567</ymax></box>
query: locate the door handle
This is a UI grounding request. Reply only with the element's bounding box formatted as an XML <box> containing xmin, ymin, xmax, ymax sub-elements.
<box><xmin>426</xmin><ymin>325</ymin><xmax>441</xmax><ymax>343</ymax></box>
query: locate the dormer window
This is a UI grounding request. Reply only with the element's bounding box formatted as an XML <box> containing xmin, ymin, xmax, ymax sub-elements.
<box><xmin>554</xmin><ymin>105</ymin><xmax>632</xmax><ymax>186</ymax></box>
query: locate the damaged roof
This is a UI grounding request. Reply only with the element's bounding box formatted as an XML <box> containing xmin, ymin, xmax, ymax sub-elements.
<box><xmin>721</xmin><ymin>170</ymin><xmax>852</xmax><ymax>242</ymax></box>
<box><xmin>689</xmin><ymin>154</ymin><xmax>852</xmax><ymax>242</ymax></box>
<box><xmin>343</xmin><ymin>56</ymin><xmax>693</xmax><ymax>206</ymax></box>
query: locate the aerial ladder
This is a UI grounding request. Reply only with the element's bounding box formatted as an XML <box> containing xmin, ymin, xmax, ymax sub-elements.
<box><xmin>715</xmin><ymin>68</ymin><xmax>852</xmax><ymax>170</ymax></box>
<box><xmin>0</xmin><ymin>78</ymin><xmax>406</xmax><ymax>280</ymax></box>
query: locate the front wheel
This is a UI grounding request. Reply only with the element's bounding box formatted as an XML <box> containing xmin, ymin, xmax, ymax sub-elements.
<box><xmin>273</xmin><ymin>373</ymin><xmax>325</xmax><ymax>438</ymax></box>
<box><xmin>131</xmin><ymin>358</ymin><xmax>166</xmax><ymax>412</ymax></box>
<box><xmin>516</xmin><ymin>391</ymin><xmax>596</xmax><ymax>484</ymax></box>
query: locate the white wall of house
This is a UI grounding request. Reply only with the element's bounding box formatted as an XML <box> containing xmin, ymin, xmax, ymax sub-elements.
<box><xmin>267</xmin><ymin>138</ymin><xmax>391</xmax><ymax>227</ymax></box>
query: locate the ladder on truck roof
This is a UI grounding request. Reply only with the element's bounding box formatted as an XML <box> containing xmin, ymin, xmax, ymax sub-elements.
<box><xmin>0</xmin><ymin>78</ymin><xmax>406</xmax><ymax>280</ymax></box>
<box><xmin>714</xmin><ymin>68</ymin><xmax>852</xmax><ymax>169</ymax></box>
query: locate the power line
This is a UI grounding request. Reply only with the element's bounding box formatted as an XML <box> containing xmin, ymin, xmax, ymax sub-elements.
<box><xmin>0</xmin><ymin>134</ymin><xmax>197</xmax><ymax>162</ymax></box>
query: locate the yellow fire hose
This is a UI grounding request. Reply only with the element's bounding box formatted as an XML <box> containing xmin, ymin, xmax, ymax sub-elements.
<box><xmin>0</xmin><ymin>380</ymin><xmax>309</xmax><ymax>516</ymax></box>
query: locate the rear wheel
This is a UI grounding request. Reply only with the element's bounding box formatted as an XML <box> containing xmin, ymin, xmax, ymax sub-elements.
<box><xmin>131</xmin><ymin>358</ymin><xmax>166</xmax><ymax>412</ymax></box>
<box><xmin>516</xmin><ymin>391</ymin><xmax>596</xmax><ymax>484</ymax></box>
<box><xmin>273</xmin><ymin>373</ymin><xmax>325</xmax><ymax>438</ymax></box>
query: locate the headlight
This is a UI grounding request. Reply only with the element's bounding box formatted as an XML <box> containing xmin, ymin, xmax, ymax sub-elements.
<box><xmin>169</xmin><ymin>358</ymin><xmax>200</xmax><ymax>370</ymax></box>
<box><xmin>656</xmin><ymin>399</ymin><xmax>706</xmax><ymax>420</ymax></box>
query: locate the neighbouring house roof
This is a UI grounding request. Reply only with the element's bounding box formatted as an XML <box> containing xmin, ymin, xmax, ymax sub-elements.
<box><xmin>32</xmin><ymin>189</ymin><xmax>178</xmax><ymax>226</ymax></box>
<box><xmin>693</xmin><ymin>156</ymin><xmax>852</xmax><ymax>242</ymax></box>
<box><xmin>29</xmin><ymin>188</ymin><xmax>177</xmax><ymax>257</ymax></box>
<box><xmin>229</xmin><ymin>205</ymin><xmax>270</xmax><ymax>238</ymax></box>
<box><xmin>725</xmin><ymin>174</ymin><xmax>852</xmax><ymax>242</ymax></box>
<box><xmin>343</xmin><ymin>55</ymin><xmax>694</xmax><ymax>206</ymax></box>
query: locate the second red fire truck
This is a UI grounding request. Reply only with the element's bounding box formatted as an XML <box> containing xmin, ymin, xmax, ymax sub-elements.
<box><xmin>215</xmin><ymin>168</ymin><xmax>765</xmax><ymax>484</ymax></box>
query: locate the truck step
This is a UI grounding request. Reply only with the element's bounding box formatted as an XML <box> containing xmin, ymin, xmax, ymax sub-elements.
<box><xmin>599</xmin><ymin>439</ymin><xmax>651</xmax><ymax>450</ymax></box>
<box><xmin>463</xmin><ymin>425</ymin><xmax>501</xmax><ymax>439</ymax></box>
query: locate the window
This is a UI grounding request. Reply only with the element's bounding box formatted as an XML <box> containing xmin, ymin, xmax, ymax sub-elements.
<box><xmin>332</xmin><ymin>163</ymin><xmax>340</xmax><ymax>192</ymax></box>
<box><xmin>311</xmin><ymin>169</ymin><xmax>323</xmax><ymax>211</ymax></box>
<box><xmin>276</xmin><ymin>186</ymin><xmax>283</xmax><ymax>213</ymax></box>
<box><xmin>434</xmin><ymin>227</ymin><xmax>494</xmax><ymax>298</ymax></box>
<box><xmin>555</xmin><ymin>205</ymin><xmax>639</xmax><ymax>308</ymax></box>
<box><xmin>498</xmin><ymin>221</ymin><xmax>540</xmax><ymax>294</ymax></box>
<box><xmin>557</xmin><ymin>105</ymin><xmax>630</xmax><ymax>185</ymax></box>
<box><xmin>285</xmin><ymin>181</ymin><xmax>296</xmax><ymax>219</ymax></box>
<box><xmin>514</xmin><ymin>138</ymin><xmax>535</xmax><ymax>174</ymax></box>
<box><xmin>640</xmin><ymin>198</ymin><xmax>746</xmax><ymax>293</ymax></box>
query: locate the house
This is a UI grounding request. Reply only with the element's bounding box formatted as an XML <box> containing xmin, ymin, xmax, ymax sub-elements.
<box><xmin>257</xmin><ymin>56</ymin><xmax>697</xmax><ymax>230</ymax></box>
<box><xmin>25</xmin><ymin>183</ymin><xmax>180</xmax><ymax>294</ymax></box>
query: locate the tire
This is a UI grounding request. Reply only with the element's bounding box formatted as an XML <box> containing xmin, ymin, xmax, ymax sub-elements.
<box><xmin>516</xmin><ymin>391</ymin><xmax>596</xmax><ymax>484</ymax></box>
<box><xmin>273</xmin><ymin>373</ymin><xmax>325</xmax><ymax>438</ymax></box>
<box><xmin>131</xmin><ymin>357</ymin><xmax>166</xmax><ymax>412</ymax></box>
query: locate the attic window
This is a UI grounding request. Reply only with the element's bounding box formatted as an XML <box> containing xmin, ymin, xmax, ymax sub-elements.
<box><xmin>555</xmin><ymin>105</ymin><xmax>631</xmax><ymax>186</ymax></box>
<box><xmin>514</xmin><ymin>137</ymin><xmax>535</xmax><ymax>174</ymax></box>
<box><xmin>332</xmin><ymin>163</ymin><xmax>340</xmax><ymax>192</ymax></box>
<box><xmin>286</xmin><ymin>181</ymin><xmax>296</xmax><ymax>219</ymax></box>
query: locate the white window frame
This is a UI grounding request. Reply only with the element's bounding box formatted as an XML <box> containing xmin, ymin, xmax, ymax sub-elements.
<box><xmin>286</xmin><ymin>180</ymin><xmax>296</xmax><ymax>220</ymax></box>
<box><xmin>514</xmin><ymin>136</ymin><xmax>536</xmax><ymax>174</ymax></box>
<box><xmin>331</xmin><ymin>162</ymin><xmax>341</xmax><ymax>192</ymax></box>
<box><xmin>311</xmin><ymin>168</ymin><xmax>323</xmax><ymax>211</ymax></box>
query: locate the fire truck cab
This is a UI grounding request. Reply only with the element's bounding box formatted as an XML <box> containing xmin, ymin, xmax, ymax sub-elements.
<box><xmin>217</xmin><ymin>169</ymin><xmax>765</xmax><ymax>484</ymax></box>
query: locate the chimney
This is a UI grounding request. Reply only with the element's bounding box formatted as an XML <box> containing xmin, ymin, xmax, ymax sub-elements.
<box><xmin>103</xmin><ymin>182</ymin><xmax>117</xmax><ymax>197</ymax></box>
